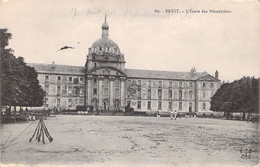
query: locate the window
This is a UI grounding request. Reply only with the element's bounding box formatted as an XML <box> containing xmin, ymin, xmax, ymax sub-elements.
<box><xmin>168</xmin><ymin>90</ymin><xmax>172</xmax><ymax>99</ymax></box>
<box><xmin>94</xmin><ymin>62</ymin><xmax>97</xmax><ymax>67</ymax></box>
<box><xmin>57</xmin><ymin>99</ymin><xmax>60</xmax><ymax>107</ymax></box>
<box><xmin>68</xmin><ymin>86</ymin><xmax>72</xmax><ymax>95</ymax></box>
<box><xmin>127</xmin><ymin>101</ymin><xmax>131</xmax><ymax>107</ymax></box>
<box><xmin>203</xmin><ymin>103</ymin><xmax>206</xmax><ymax>110</ymax></box>
<box><xmin>104</xmin><ymin>78</ymin><xmax>109</xmax><ymax>84</ymax></box>
<box><xmin>169</xmin><ymin>81</ymin><xmax>172</xmax><ymax>88</ymax></box>
<box><xmin>68</xmin><ymin>77</ymin><xmax>72</xmax><ymax>83</ymax></box>
<box><xmin>115</xmin><ymin>89</ymin><xmax>120</xmax><ymax>97</ymax></box>
<box><xmin>148</xmin><ymin>89</ymin><xmax>151</xmax><ymax>99</ymax></box>
<box><xmin>93</xmin><ymin>78</ymin><xmax>97</xmax><ymax>84</ymax></box>
<box><xmin>57</xmin><ymin>76</ymin><xmax>61</xmax><ymax>82</ymax></box>
<box><xmin>79</xmin><ymin>87</ymin><xmax>84</xmax><ymax>95</ymax></box>
<box><xmin>137</xmin><ymin>88</ymin><xmax>141</xmax><ymax>99</ymax></box>
<box><xmin>99</xmin><ymin>47</ymin><xmax>102</xmax><ymax>51</ymax></box>
<box><xmin>79</xmin><ymin>99</ymin><xmax>84</xmax><ymax>105</ymax></box>
<box><xmin>45</xmin><ymin>76</ymin><xmax>49</xmax><ymax>82</ymax></box>
<box><xmin>107</xmin><ymin>47</ymin><xmax>109</xmax><ymax>51</ymax></box>
<box><xmin>137</xmin><ymin>101</ymin><xmax>141</xmax><ymax>109</ymax></box>
<box><xmin>115</xmin><ymin>79</ymin><xmax>120</xmax><ymax>86</ymax></box>
<box><xmin>148</xmin><ymin>101</ymin><xmax>151</xmax><ymax>110</ymax></box>
<box><xmin>104</xmin><ymin>88</ymin><xmax>108</xmax><ymax>96</ymax></box>
<box><xmin>179</xmin><ymin>102</ymin><xmax>182</xmax><ymax>110</ymax></box>
<box><xmin>158</xmin><ymin>101</ymin><xmax>162</xmax><ymax>110</ymax></box>
<box><xmin>68</xmin><ymin>99</ymin><xmax>72</xmax><ymax>107</ymax></box>
<box><xmin>57</xmin><ymin>86</ymin><xmax>61</xmax><ymax>95</ymax></box>
<box><xmin>138</xmin><ymin>80</ymin><xmax>141</xmax><ymax>86</ymax></box>
<box><xmin>73</xmin><ymin>78</ymin><xmax>79</xmax><ymax>84</ymax></box>
<box><xmin>189</xmin><ymin>82</ymin><xmax>192</xmax><ymax>87</ymax></box>
<box><xmin>158</xmin><ymin>81</ymin><xmax>162</xmax><ymax>88</ymax></box>
<box><xmin>189</xmin><ymin>103</ymin><xmax>192</xmax><ymax>112</ymax></box>
<box><xmin>202</xmin><ymin>83</ymin><xmax>206</xmax><ymax>88</ymax></box>
<box><xmin>210</xmin><ymin>83</ymin><xmax>214</xmax><ymax>88</ymax></box>
<box><xmin>127</xmin><ymin>90</ymin><xmax>131</xmax><ymax>98</ymax></box>
<box><xmin>203</xmin><ymin>91</ymin><xmax>206</xmax><ymax>98</ymax></box>
<box><xmin>93</xmin><ymin>88</ymin><xmax>97</xmax><ymax>95</ymax></box>
<box><xmin>179</xmin><ymin>90</ymin><xmax>182</xmax><ymax>100</ymax></box>
<box><xmin>79</xmin><ymin>77</ymin><xmax>84</xmax><ymax>83</ymax></box>
<box><xmin>148</xmin><ymin>81</ymin><xmax>151</xmax><ymax>87</ymax></box>
<box><xmin>179</xmin><ymin>82</ymin><xmax>183</xmax><ymax>88</ymax></box>
<box><xmin>72</xmin><ymin>86</ymin><xmax>78</xmax><ymax>95</ymax></box>
<box><xmin>158</xmin><ymin>89</ymin><xmax>162</xmax><ymax>100</ymax></box>
<box><xmin>189</xmin><ymin>91</ymin><xmax>193</xmax><ymax>99</ymax></box>
<box><xmin>169</xmin><ymin>102</ymin><xmax>172</xmax><ymax>110</ymax></box>
<box><xmin>128</xmin><ymin>80</ymin><xmax>131</xmax><ymax>85</ymax></box>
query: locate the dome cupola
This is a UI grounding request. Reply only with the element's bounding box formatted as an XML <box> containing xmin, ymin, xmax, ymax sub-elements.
<box><xmin>89</xmin><ymin>14</ymin><xmax>121</xmax><ymax>55</ymax></box>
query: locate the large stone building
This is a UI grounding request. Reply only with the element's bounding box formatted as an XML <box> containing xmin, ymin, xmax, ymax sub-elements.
<box><xmin>29</xmin><ymin>16</ymin><xmax>221</xmax><ymax>113</ymax></box>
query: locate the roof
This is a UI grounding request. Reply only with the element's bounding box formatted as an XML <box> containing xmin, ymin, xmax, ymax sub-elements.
<box><xmin>124</xmin><ymin>69</ymin><xmax>210</xmax><ymax>81</ymax></box>
<box><xmin>91</xmin><ymin>37</ymin><xmax>120</xmax><ymax>53</ymax></box>
<box><xmin>28</xmin><ymin>63</ymin><xmax>217</xmax><ymax>81</ymax></box>
<box><xmin>28</xmin><ymin>63</ymin><xmax>85</xmax><ymax>75</ymax></box>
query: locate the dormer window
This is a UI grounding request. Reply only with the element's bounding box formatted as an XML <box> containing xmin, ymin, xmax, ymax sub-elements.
<box><xmin>107</xmin><ymin>47</ymin><xmax>109</xmax><ymax>51</ymax></box>
<box><xmin>99</xmin><ymin>47</ymin><xmax>102</xmax><ymax>51</ymax></box>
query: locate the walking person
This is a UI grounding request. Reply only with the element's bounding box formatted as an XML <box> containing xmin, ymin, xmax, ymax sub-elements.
<box><xmin>174</xmin><ymin>110</ymin><xmax>177</xmax><ymax>120</ymax></box>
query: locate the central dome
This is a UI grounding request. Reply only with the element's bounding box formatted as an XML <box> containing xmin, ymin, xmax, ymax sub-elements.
<box><xmin>91</xmin><ymin>37</ymin><xmax>121</xmax><ymax>54</ymax></box>
<box><xmin>89</xmin><ymin>15</ymin><xmax>121</xmax><ymax>55</ymax></box>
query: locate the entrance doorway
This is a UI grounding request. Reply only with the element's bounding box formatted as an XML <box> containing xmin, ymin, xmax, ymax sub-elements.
<box><xmin>103</xmin><ymin>99</ymin><xmax>109</xmax><ymax>111</ymax></box>
<box><xmin>115</xmin><ymin>99</ymin><xmax>120</xmax><ymax>111</ymax></box>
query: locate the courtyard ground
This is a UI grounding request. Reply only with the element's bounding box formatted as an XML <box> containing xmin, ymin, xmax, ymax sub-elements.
<box><xmin>1</xmin><ymin>115</ymin><xmax>259</xmax><ymax>167</ymax></box>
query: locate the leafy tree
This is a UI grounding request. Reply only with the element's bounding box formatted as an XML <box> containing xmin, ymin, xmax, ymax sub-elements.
<box><xmin>1</xmin><ymin>28</ymin><xmax>45</xmax><ymax>111</ymax></box>
<box><xmin>210</xmin><ymin>77</ymin><xmax>259</xmax><ymax>120</ymax></box>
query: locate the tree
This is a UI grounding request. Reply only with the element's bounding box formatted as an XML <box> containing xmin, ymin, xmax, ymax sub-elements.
<box><xmin>0</xmin><ymin>28</ymin><xmax>45</xmax><ymax>111</ymax></box>
<box><xmin>210</xmin><ymin>77</ymin><xmax>259</xmax><ymax>120</ymax></box>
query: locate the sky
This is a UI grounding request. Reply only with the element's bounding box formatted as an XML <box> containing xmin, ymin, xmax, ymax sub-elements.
<box><xmin>1</xmin><ymin>0</ymin><xmax>260</xmax><ymax>82</ymax></box>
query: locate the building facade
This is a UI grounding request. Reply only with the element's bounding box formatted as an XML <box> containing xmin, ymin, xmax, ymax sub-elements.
<box><xmin>29</xmin><ymin>17</ymin><xmax>221</xmax><ymax>113</ymax></box>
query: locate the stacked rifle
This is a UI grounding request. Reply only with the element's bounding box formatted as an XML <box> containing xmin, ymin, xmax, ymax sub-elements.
<box><xmin>29</xmin><ymin>118</ymin><xmax>53</xmax><ymax>144</ymax></box>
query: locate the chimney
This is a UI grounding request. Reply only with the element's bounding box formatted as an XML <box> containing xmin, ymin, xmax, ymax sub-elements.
<box><xmin>51</xmin><ymin>61</ymin><xmax>55</xmax><ymax>69</ymax></box>
<box><xmin>215</xmin><ymin>70</ymin><xmax>219</xmax><ymax>79</ymax></box>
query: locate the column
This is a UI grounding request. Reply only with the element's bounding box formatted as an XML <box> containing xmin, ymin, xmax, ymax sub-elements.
<box><xmin>109</xmin><ymin>76</ymin><xmax>114</xmax><ymax>109</ymax></box>
<box><xmin>98</xmin><ymin>76</ymin><xmax>103</xmax><ymax>108</ymax></box>
<box><xmin>87</xmin><ymin>76</ymin><xmax>92</xmax><ymax>105</ymax></box>
<box><xmin>120</xmin><ymin>77</ymin><xmax>126</xmax><ymax>110</ymax></box>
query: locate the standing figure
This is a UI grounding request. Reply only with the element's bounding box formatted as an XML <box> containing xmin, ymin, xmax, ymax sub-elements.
<box><xmin>157</xmin><ymin>111</ymin><xmax>160</xmax><ymax>117</ymax></box>
<box><xmin>174</xmin><ymin>110</ymin><xmax>177</xmax><ymax>120</ymax></box>
<box><xmin>170</xmin><ymin>110</ymin><xmax>173</xmax><ymax>120</ymax></box>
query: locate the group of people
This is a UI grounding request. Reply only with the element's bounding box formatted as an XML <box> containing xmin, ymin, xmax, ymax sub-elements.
<box><xmin>156</xmin><ymin>110</ymin><xmax>178</xmax><ymax>120</ymax></box>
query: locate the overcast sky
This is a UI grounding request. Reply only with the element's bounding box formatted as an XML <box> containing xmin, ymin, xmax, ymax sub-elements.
<box><xmin>1</xmin><ymin>0</ymin><xmax>259</xmax><ymax>82</ymax></box>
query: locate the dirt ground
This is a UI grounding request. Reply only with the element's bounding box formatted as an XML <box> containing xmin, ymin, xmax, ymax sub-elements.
<box><xmin>1</xmin><ymin>115</ymin><xmax>259</xmax><ymax>167</ymax></box>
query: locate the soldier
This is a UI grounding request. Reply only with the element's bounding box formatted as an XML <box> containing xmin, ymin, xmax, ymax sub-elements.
<box><xmin>174</xmin><ymin>110</ymin><xmax>177</xmax><ymax>120</ymax></box>
<box><xmin>170</xmin><ymin>110</ymin><xmax>173</xmax><ymax>120</ymax></box>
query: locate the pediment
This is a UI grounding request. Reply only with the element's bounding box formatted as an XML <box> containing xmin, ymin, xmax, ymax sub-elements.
<box><xmin>197</xmin><ymin>75</ymin><xmax>220</xmax><ymax>82</ymax></box>
<box><xmin>87</xmin><ymin>66</ymin><xmax>126</xmax><ymax>77</ymax></box>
